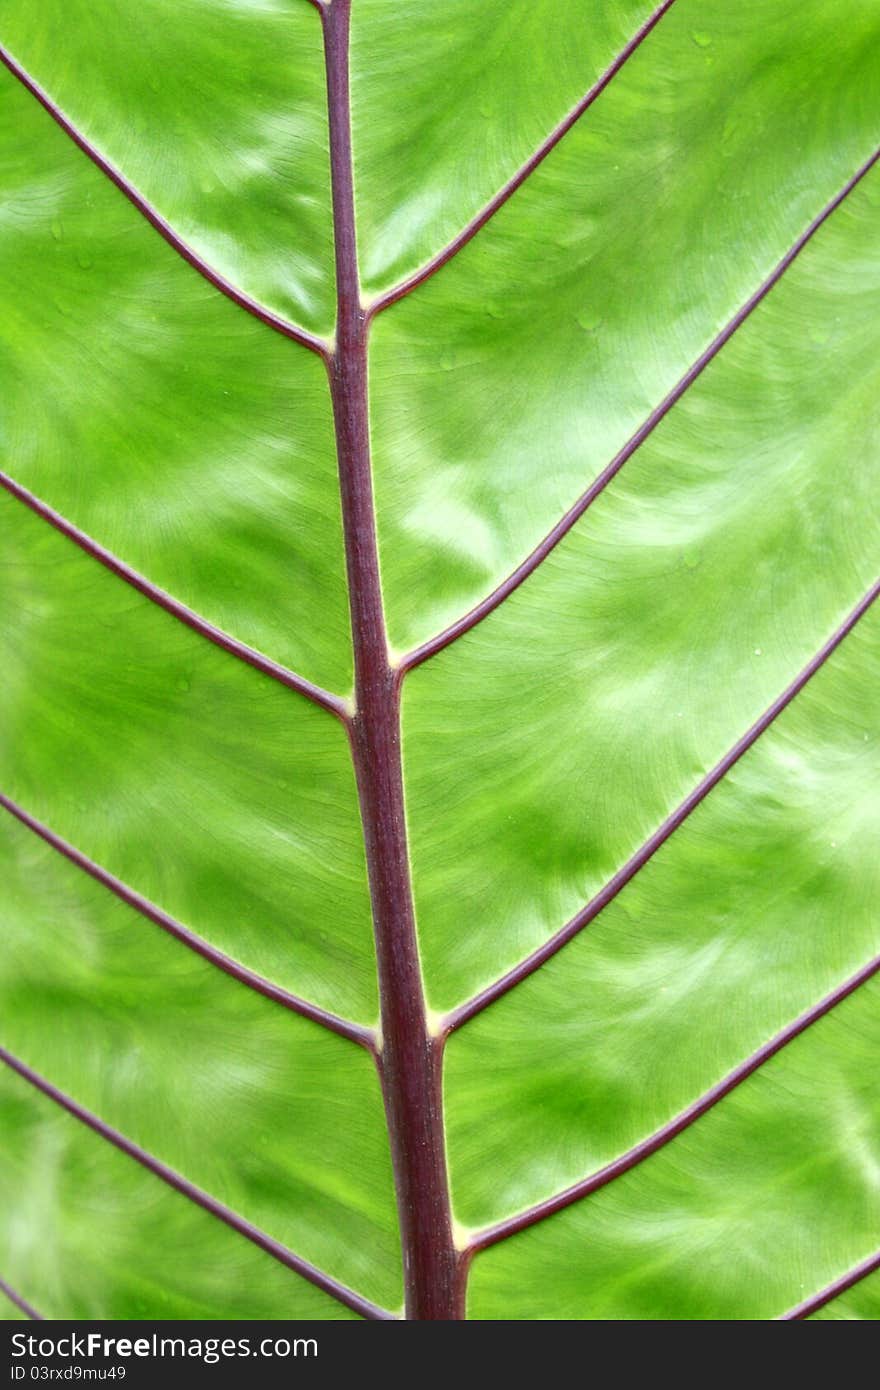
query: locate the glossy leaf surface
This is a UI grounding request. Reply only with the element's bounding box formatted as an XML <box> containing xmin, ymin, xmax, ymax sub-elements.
<box><xmin>1</xmin><ymin>0</ymin><xmax>878</xmax><ymax>1321</ymax></box>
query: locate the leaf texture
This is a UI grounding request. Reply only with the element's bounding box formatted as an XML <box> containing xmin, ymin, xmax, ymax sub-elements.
<box><xmin>1</xmin><ymin>0</ymin><xmax>879</xmax><ymax>1321</ymax></box>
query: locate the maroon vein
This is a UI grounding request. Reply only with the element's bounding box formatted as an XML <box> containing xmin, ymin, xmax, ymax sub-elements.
<box><xmin>321</xmin><ymin>0</ymin><xmax>462</xmax><ymax>1319</ymax></box>
<box><xmin>0</xmin><ymin>792</ymin><xmax>371</xmax><ymax>1049</ymax></box>
<box><xmin>368</xmin><ymin>0</ymin><xmax>679</xmax><ymax>317</ymax></box>
<box><xmin>446</xmin><ymin>578</ymin><xmax>880</xmax><ymax>1034</ymax></box>
<box><xmin>0</xmin><ymin>1047</ymin><xmax>395</xmax><ymax>1321</ymax></box>
<box><xmin>469</xmin><ymin>947</ymin><xmax>880</xmax><ymax>1253</ymax></box>
<box><xmin>0</xmin><ymin>1277</ymin><xmax>42</xmax><ymax>1321</ymax></box>
<box><xmin>400</xmin><ymin>144</ymin><xmax>880</xmax><ymax>676</ymax></box>
<box><xmin>0</xmin><ymin>43</ymin><xmax>327</xmax><ymax>359</ymax></box>
<box><xmin>0</xmin><ymin>471</ymin><xmax>347</xmax><ymax>721</ymax></box>
<box><xmin>779</xmin><ymin>1247</ymin><xmax>880</xmax><ymax>1320</ymax></box>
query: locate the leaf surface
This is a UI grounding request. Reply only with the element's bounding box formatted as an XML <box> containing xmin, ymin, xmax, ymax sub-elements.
<box><xmin>1</xmin><ymin>0</ymin><xmax>878</xmax><ymax>1322</ymax></box>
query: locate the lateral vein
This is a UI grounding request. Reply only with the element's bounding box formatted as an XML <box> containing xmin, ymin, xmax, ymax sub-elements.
<box><xmin>0</xmin><ymin>1047</ymin><xmax>396</xmax><ymax>1321</ymax></box>
<box><xmin>0</xmin><ymin>470</ymin><xmax>348</xmax><ymax>722</ymax></box>
<box><xmin>0</xmin><ymin>43</ymin><xmax>328</xmax><ymax>359</ymax></box>
<box><xmin>0</xmin><ymin>1276</ymin><xmax>42</xmax><ymax>1320</ymax></box>
<box><xmin>469</xmin><ymin>947</ymin><xmax>880</xmax><ymax>1253</ymax></box>
<box><xmin>779</xmin><ymin>1247</ymin><xmax>880</xmax><ymax>1319</ymax></box>
<box><xmin>400</xmin><ymin>145</ymin><xmax>880</xmax><ymax>675</ymax></box>
<box><xmin>0</xmin><ymin>792</ymin><xmax>373</xmax><ymax>1050</ymax></box>
<box><xmin>445</xmin><ymin>578</ymin><xmax>879</xmax><ymax>1032</ymax></box>
<box><xmin>369</xmin><ymin>0</ymin><xmax>679</xmax><ymax>317</ymax></box>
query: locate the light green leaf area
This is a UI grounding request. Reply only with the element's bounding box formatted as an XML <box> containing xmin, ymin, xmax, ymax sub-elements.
<box><xmin>811</xmin><ymin>1270</ymin><xmax>880</xmax><ymax>1320</ymax></box>
<box><xmin>452</xmin><ymin>609</ymin><xmax>880</xmax><ymax>1316</ymax></box>
<box><xmin>351</xmin><ymin>0</ymin><xmax>657</xmax><ymax>295</ymax></box>
<box><xmin>0</xmin><ymin>0</ymin><xmax>335</xmax><ymax>333</ymax></box>
<box><xmin>404</xmin><ymin>167</ymin><xmax>880</xmax><ymax>1009</ymax></box>
<box><xmin>0</xmin><ymin>1068</ymin><xmax>363</xmax><ymax>1320</ymax></box>
<box><xmin>467</xmin><ymin>975</ymin><xmax>880</xmax><ymax>1319</ymax></box>
<box><xmin>0</xmin><ymin>808</ymin><xmax>401</xmax><ymax>1313</ymax></box>
<box><xmin>372</xmin><ymin>0</ymin><xmax>880</xmax><ymax>655</ymax></box>
<box><xmin>0</xmin><ymin>492</ymin><xmax>375</xmax><ymax>1023</ymax></box>
<box><xmin>0</xmin><ymin>72</ymin><xmax>350</xmax><ymax>692</ymax></box>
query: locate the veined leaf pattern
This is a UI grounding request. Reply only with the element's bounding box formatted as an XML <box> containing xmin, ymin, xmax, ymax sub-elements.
<box><xmin>1</xmin><ymin>0</ymin><xmax>878</xmax><ymax>1321</ymax></box>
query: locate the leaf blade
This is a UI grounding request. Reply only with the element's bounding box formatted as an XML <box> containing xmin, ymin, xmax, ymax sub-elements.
<box><xmin>2</xmin><ymin>0</ymin><xmax>878</xmax><ymax>1321</ymax></box>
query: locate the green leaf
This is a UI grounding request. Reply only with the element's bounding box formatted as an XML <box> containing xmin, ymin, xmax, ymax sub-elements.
<box><xmin>1</xmin><ymin>0</ymin><xmax>878</xmax><ymax>1322</ymax></box>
